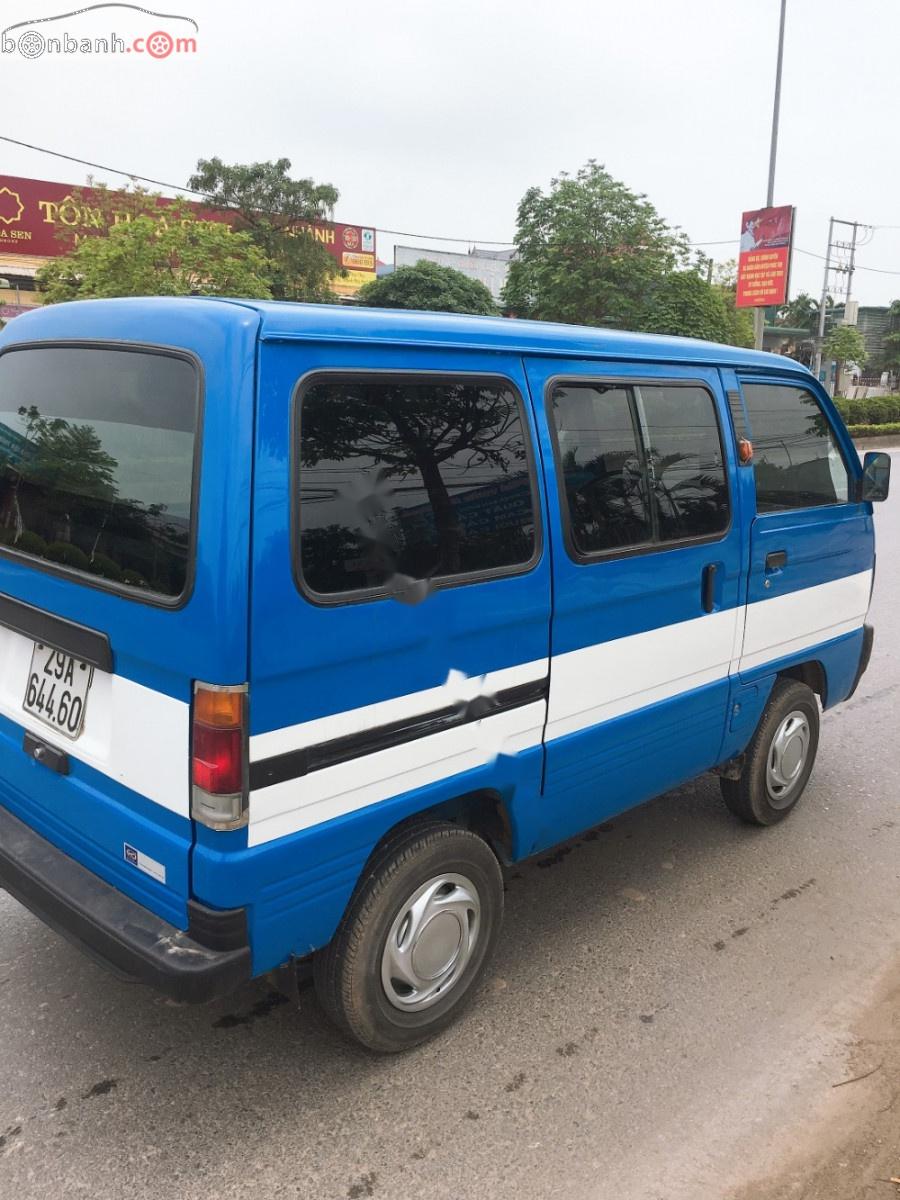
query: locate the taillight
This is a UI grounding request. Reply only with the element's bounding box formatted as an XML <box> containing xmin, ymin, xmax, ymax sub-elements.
<box><xmin>191</xmin><ymin>682</ymin><xmax>248</xmax><ymax>830</ymax></box>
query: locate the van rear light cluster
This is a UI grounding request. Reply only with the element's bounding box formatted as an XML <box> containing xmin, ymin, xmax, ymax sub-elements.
<box><xmin>191</xmin><ymin>682</ymin><xmax>248</xmax><ymax>831</ymax></box>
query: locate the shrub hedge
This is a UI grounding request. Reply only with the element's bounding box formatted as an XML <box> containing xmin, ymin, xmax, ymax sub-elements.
<box><xmin>846</xmin><ymin>422</ymin><xmax>900</xmax><ymax>438</ymax></box>
<box><xmin>835</xmin><ymin>395</ymin><xmax>900</xmax><ymax>426</ymax></box>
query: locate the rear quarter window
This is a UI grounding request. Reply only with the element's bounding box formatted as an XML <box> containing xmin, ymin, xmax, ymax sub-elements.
<box><xmin>0</xmin><ymin>345</ymin><xmax>199</xmax><ymax>600</ymax></box>
<box><xmin>742</xmin><ymin>382</ymin><xmax>849</xmax><ymax>511</ymax></box>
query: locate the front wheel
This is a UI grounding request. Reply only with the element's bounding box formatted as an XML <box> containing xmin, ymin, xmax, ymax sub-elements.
<box><xmin>314</xmin><ymin>821</ymin><xmax>503</xmax><ymax>1052</ymax></box>
<box><xmin>721</xmin><ymin>678</ymin><xmax>820</xmax><ymax>826</ymax></box>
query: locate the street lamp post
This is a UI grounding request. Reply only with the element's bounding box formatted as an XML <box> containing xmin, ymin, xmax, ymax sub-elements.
<box><xmin>754</xmin><ymin>0</ymin><xmax>788</xmax><ymax>351</ymax></box>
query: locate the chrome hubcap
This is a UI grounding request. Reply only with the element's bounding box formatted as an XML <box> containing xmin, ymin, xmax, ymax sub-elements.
<box><xmin>381</xmin><ymin>873</ymin><xmax>481</xmax><ymax>1011</ymax></box>
<box><xmin>766</xmin><ymin>709</ymin><xmax>811</xmax><ymax>808</ymax></box>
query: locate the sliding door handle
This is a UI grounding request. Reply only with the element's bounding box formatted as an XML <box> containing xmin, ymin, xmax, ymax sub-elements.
<box><xmin>702</xmin><ymin>563</ymin><xmax>718</xmax><ymax>613</ymax></box>
<box><xmin>765</xmin><ymin>550</ymin><xmax>788</xmax><ymax>571</ymax></box>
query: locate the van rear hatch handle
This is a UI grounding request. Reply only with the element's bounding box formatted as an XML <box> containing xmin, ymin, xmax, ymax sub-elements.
<box><xmin>23</xmin><ymin>731</ymin><xmax>69</xmax><ymax>775</ymax></box>
<box><xmin>0</xmin><ymin>593</ymin><xmax>112</xmax><ymax>672</ymax></box>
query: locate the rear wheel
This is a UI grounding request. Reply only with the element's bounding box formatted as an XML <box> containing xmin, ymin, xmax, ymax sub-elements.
<box><xmin>721</xmin><ymin>678</ymin><xmax>820</xmax><ymax>826</ymax></box>
<box><xmin>314</xmin><ymin>821</ymin><xmax>503</xmax><ymax>1052</ymax></box>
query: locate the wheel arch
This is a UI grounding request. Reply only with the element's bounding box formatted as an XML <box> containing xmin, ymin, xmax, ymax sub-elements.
<box><xmin>359</xmin><ymin>789</ymin><xmax>514</xmax><ymax>875</ymax></box>
<box><xmin>778</xmin><ymin>659</ymin><xmax>827</xmax><ymax>707</ymax></box>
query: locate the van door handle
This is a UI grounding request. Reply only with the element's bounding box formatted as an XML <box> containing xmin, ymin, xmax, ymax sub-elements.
<box><xmin>702</xmin><ymin>563</ymin><xmax>718</xmax><ymax>613</ymax></box>
<box><xmin>765</xmin><ymin>550</ymin><xmax>788</xmax><ymax>571</ymax></box>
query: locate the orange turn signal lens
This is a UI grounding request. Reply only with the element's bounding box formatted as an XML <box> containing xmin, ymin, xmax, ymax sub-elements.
<box><xmin>194</xmin><ymin>686</ymin><xmax>244</xmax><ymax>729</ymax></box>
<box><xmin>738</xmin><ymin>437</ymin><xmax>754</xmax><ymax>465</ymax></box>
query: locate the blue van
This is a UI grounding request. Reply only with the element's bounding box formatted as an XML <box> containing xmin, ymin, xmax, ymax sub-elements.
<box><xmin>0</xmin><ymin>298</ymin><xmax>890</xmax><ymax>1051</ymax></box>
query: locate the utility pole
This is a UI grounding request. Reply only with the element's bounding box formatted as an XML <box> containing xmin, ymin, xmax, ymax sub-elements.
<box><xmin>754</xmin><ymin>0</ymin><xmax>788</xmax><ymax>351</ymax></box>
<box><xmin>814</xmin><ymin>217</ymin><xmax>834</xmax><ymax>380</ymax></box>
<box><xmin>845</xmin><ymin>220</ymin><xmax>859</xmax><ymax>308</ymax></box>
<box><xmin>813</xmin><ymin>217</ymin><xmax>866</xmax><ymax>385</ymax></box>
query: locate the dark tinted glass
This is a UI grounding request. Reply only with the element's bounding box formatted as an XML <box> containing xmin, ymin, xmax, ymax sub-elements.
<box><xmin>298</xmin><ymin>377</ymin><xmax>536</xmax><ymax>596</ymax></box>
<box><xmin>550</xmin><ymin>384</ymin><xmax>652</xmax><ymax>553</ymax></box>
<box><xmin>0</xmin><ymin>347</ymin><xmax>197</xmax><ymax>598</ymax></box>
<box><xmin>639</xmin><ymin>385</ymin><xmax>729</xmax><ymax>541</ymax></box>
<box><xmin>743</xmin><ymin>383</ymin><xmax>849</xmax><ymax>510</ymax></box>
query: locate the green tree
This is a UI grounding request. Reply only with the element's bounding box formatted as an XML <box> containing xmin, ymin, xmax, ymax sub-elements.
<box><xmin>777</xmin><ymin>291</ymin><xmax>820</xmax><ymax>334</ymax></box>
<box><xmin>640</xmin><ymin>269</ymin><xmax>734</xmax><ymax>343</ymax></box>
<box><xmin>882</xmin><ymin>331</ymin><xmax>900</xmax><ymax>373</ymax></box>
<box><xmin>824</xmin><ymin>325</ymin><xmax>867</xmax><ymax>393</ymax></box>
<box><xmin>356</xmin><ymin>260</ymin><xmax>497</xmax><ymax>315</ymax></box>
<box><xmin>36</xmin><ymin>208</ymin><xmax>272</xmax><ymax>302</ymax></box>
<box><xmin>188</xmin><ymin>158</ymin><xmax>340</xmax><ymax>301</ymax></box>
<box><xmin>880</xmin><ymin>300</ymin><xmax>900</xmax><ymax>373</ymax></box>
<box><xmin>503</xmin><ymin>161</ymin><xmax>688</xmax><ymax>328</ymax></box>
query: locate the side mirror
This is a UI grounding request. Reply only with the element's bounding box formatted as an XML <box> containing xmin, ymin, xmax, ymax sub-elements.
<box><xmin>860</xmin><ymin>451</ymin><xmax>891</xmax><ymax>503</ymax></box>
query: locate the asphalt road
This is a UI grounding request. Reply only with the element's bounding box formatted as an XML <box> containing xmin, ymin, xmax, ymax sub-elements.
<box><xmin>2</xmin><ymin>452</ymin><xmax>899</xmax><ymax>1200</ymax></box>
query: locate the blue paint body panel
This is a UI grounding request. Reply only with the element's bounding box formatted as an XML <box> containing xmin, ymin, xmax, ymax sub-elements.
<box><xmin>0</xmin><ymin>300</ymin><xmax>877</xmax><ymax>984</ymax></box>
<box><xmin>0</xmin><ymin>708</ymin><xmax>191</xmax><ymax>927</ymax></box>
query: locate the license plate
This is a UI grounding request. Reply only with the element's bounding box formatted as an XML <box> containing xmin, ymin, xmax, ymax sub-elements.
<box><xmin>23</xmin><ymin>643</ymin><xmax>93</xmax><ymax>740</ymax></box>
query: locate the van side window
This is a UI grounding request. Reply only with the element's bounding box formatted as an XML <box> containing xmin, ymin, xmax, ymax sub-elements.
<box><xmin>742</xmin><ymin>383</ymin><xmax>849</xmax><ymax>511</ymax></box>
<box><xmin>296</xmin><ymin>375</ymin><xmax>537</xmax><ymax>597</ymax></box>
<box><xmin>550</xmin><ymin>385</ymin><xmax>651</xmax><ymax>553</ymax></box>
<box><xmin>550</xmin><ymin>382</ymin><xmax>729</xmax><ymax>557</ymax></box>
<box><xmin>637</xmin><ymin>385</ymin><xmax>730</xmax><ymax>543</ymax></box>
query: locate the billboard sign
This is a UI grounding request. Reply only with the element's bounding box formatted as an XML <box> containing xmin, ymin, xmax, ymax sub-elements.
<box><xmin>0</xmin><ymin>174</ymin><xmax>376</xmax><ymax>296</ymax></box>
<box><xmin>735</xmin><ymin>204</ymin><xmax>794</xmax><ymax>308</ymax></box>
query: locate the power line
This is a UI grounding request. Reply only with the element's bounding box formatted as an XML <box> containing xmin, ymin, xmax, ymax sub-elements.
<box><xmin>370</xmin><ymin>228</ymin><xmax>513</xmax><ymax>246</ymax></box>
<box><xmin>795</xmin><ymin>246</ymin><xmax>900</xmax><ymax>276</ymax></box>
<box><xmin>0</xmin><ymin>135</ymin><xmax>517</xmax><ymax>246</ymax></box>
<box><xmin>0</xmin><ymin>134</ymin><xmax>207</xmax><ymax>197</ymax></box>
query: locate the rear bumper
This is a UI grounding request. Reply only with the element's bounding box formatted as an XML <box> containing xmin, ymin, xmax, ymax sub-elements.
<box><xmin>846</xmin><ymin>623</ymin><xmax>875</xmax><ymax>700</ymax></box>
<box><xmin>0</xmin><ymin>803</ymin><xmax>250</xmax><ymax>1003</ymax></box>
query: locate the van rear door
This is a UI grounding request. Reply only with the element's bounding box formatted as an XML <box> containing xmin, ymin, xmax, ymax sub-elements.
<box><xmin>0</xmin><ymin>302</ymin><xmax>257</xmax><ymax>931</ymax></box>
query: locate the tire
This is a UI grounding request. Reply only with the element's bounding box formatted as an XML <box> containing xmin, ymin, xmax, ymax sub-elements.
<box><xmin>721</xmin><ymin>678</ymin><xmax>820</xmax><ymax>826</ymax></box>
<box><xmin>313</xmin><ymin>821</ymin><xmax>504</xmax><ymax>1053</ymax></box>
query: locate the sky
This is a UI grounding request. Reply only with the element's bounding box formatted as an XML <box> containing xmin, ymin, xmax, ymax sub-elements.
<box><xmin>3</xmin><ymin>0</ymin><xmax>900</xmax><ymax>305</ymax></box>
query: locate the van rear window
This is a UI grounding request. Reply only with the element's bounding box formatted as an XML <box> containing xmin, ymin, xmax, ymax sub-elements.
<box><xmin>0</xmin><ymin>346</ymin><xmax>198</xmax><ymax>600</ymax></box>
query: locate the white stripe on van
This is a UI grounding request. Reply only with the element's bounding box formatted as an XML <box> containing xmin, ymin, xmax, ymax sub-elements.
<box><xmin>248</xmin><ymin>658</ymin><xmax>548</xmax><ymax>764</ymax></box>
<box><xmin>247</xmin><ymin>699</ymin><xmax>546</xmax><ymax>847</ymax></box>
<box><xmin>545</xmin><ymin>606</ymin><xmax>739</xmax><ymax>744</ymax></box>
<box><xmin>739</xmin><ymin>569</ymin><xmax>872</xmax><ymax>672</ymax></box>
<box><xmin>0</xmin><ymin>623</ymin><xmax>189</xmax><ymax>818</ymax></box>
<box><xmin>246</xmin><ymin>573</ymin><xmax>871</xmax><ymax>847</ymax></box>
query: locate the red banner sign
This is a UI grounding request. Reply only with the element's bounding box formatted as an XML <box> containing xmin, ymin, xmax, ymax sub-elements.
<box><xmin>735</xmin><ymin>204</ymin><xmax>794</xmax><ymax>309</ymax></box>
<box><xmin>0</xmin><ymin>174</ymin><xmax>376</xmax><ymax>295</ymax></box>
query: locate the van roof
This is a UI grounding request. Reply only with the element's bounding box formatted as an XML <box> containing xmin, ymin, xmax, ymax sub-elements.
<box><xmin>231</xmin><ymin>299</ymin><xmax>803</xmax><ymax>372</ymax></box>
<box><xmin>2</xmin><ymin>296</ymin><xmax>809</xmax><ymax>375</ymax></box>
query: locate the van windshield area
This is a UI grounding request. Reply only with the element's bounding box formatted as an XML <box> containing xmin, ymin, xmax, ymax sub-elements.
<box><xmin>0</xmin><ymin>346</ymin><xmax>198</xmax><ymax>599</ymax></box>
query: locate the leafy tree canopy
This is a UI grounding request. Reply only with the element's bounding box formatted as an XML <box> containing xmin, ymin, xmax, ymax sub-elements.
<box><xmin>503</xmin><ymin>161</ymin><xmax>688</xmax><ymax>329</ymax></box>
<box><xmin>882</xmin><ymin>330</ymin><xmax>900</xmax><ymax>371</ymax></box>
<box><xmin>356</xmin><ymin>259</ymin><xmax>497</xmax><ymax>315</ymax></box>
<box><xmin>36</xmin><ymin>206</ymin><xmax>272</xmax><ymax>302</ymax></box>
<box><xmin>188</xmin><ymin>157</ymin><xmax>340</xmax><ymax>301</ymax></box>
<box><xmin>640</xmin><ymin>269</ymin><xmax>737</xmax><ymax>344</ymax></box>
<box><xmin>777</xmin><ymin>291</ymin><xmax>820</xmax><ymax>332</ymax></box>
<box><xmin>824</xmin><ymin>324</ymin><xmax>867</xmax><ymax>366</ymax></box>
